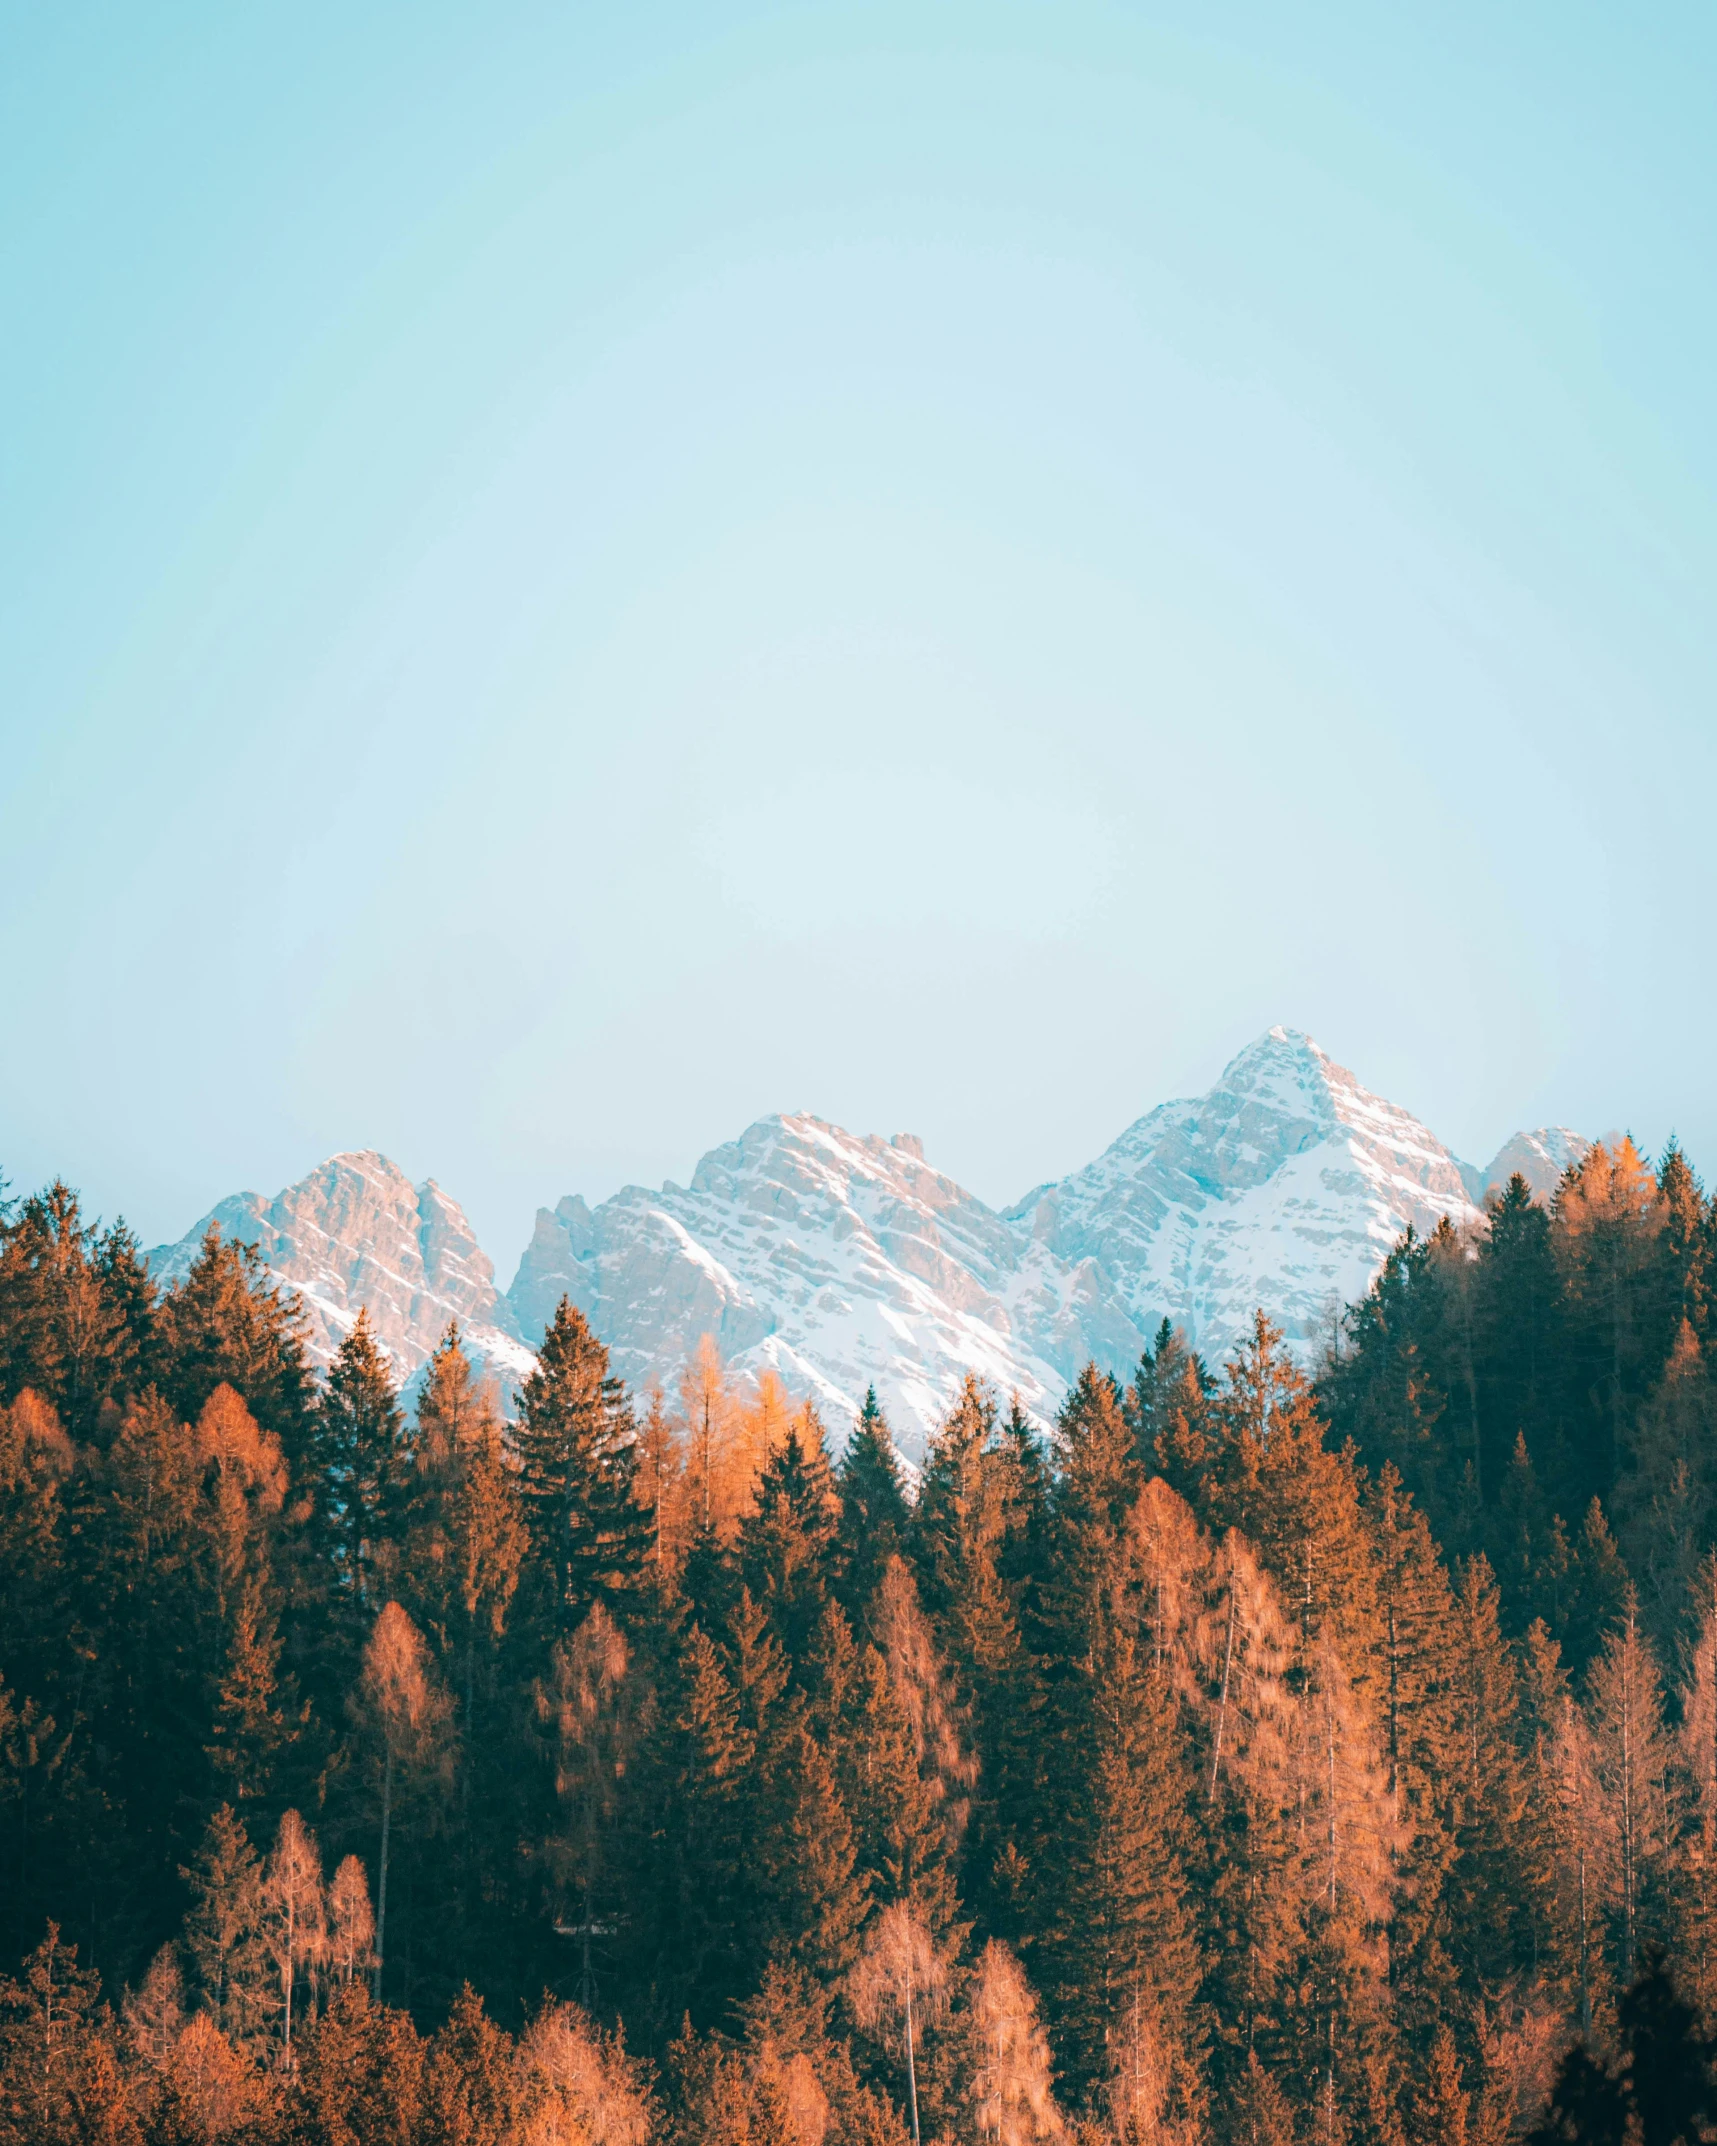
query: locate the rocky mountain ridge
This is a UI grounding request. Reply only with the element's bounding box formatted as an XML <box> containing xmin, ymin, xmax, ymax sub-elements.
<box><xmin>147</xmin><ymin>1150</ymin><xmax>537</xmax><ymax>1403</ymax></box>
<box><xmin>147</xmin><ymin>1030</ymin><xmax>1587</xmax><ymax>1456</ymax></box>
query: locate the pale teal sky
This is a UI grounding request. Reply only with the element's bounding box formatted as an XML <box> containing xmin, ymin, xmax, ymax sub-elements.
<box><xmin>3</xmin><ymin>2</ymin><xmax>1715</xmax><ymax>1264</ymax></box>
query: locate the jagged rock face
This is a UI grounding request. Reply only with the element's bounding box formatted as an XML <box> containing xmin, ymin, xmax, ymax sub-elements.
<box><xmin>508</xmin><ymin>1114</ymin><xmax>1149</xmax><ymax>1458</ymax></box>
<box><xmin>148</xmin><ymin>1151</ymin><xmax>537</xmax><ymax>1401</ymax></box>
<box><xmin>1479</xmin><ymin>1126</ymin><xmax>1589</xmax><ymax>1204</ymax></box>
<box><xmin>145</xmin><ymin>1033</ymin><xmax>1588</xmax><ymax>1459</ymax></box>
<box><xmin>1004</xmin><ymin>1027</ymin><xmax>1483</xmax><ymax>1368</ymax></box>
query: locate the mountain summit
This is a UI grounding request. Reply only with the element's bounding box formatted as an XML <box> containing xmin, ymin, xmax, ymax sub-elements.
<box><xmin>148</xmin><ymin>1150</ymin><xmax>536</xmax><ymax>1398</ymax></box>
<box><xmin>508</xmin><ymin>1112</ymin><xmax>1146</xmax><ymax>1447</ymax></box>
<box><xmin>1004</xmin><ymin>1026</ymin><xmax>1482</xmax><ymax>1363</ymax></box>
<box><xmin>147</xmin><ymin>1032</ymin><xmax>1587</xmax><ymax>1457</ymax></box>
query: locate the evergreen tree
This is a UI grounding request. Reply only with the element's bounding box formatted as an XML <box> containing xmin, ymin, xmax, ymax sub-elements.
<box><xmin>836</xmin><ymin>1389</ymin><xmax>910</xmax><ymax>1622</ymax></box>
<box><xmin>739</xmin><ymin>1412</ymin><xmax>841</xmax><ymax>1669</ymax></box>
<box><xmin>0</xmin><ymin>1922</ymin><xmax>113</xmax><ymax>2146</ymax></box>
<box><xmin>0</xmin><ymin>1182</ymin><xmax>150</xmax><ymax>1443</ymax></box>
<box><xmin>180</xmin><ymin>1805</ymin><xmax>273</xmax><ymax>2051</ymax></box>
<box><xmin>1212</xmin><ymin>1313</ymin><xmax>1381</xmax><ymax>1674</ymax></box>
<box><xmin>831</xmin><ymin>1638</ymin><xmax>960</xmax><ymax>1937</ymax></box>
<box><xmin>153</xmin><ymin>1225</ymin><xmax>314</xmax><ymax>1457</ymax></box>
<box><xmin>1437</xmin><ymin>1557</ymin><xmax>1560</xmax><ymax>2005</ymax></box>
<box><xmin>422</xmin><ymin>1984</ymin><xmax>520</xmax><ymax>2146</ymax></box>
<box><xmin>1038</xmin><ymin>1621</ymin><xmax>1200</xmax><ymax>2112</ymax></box>
<box><xmin>1615</xmin><ymin>1323</ymin><xmax>1717</xmax><ymax>1654</ymax></box>
<box><xmin>309</xmin><ymin>1309</ymin><xmax>409</xmax><ymax>1618</ymax></box>
<box><xmin>538</xmin><ymin>1605</ymin><xmax>639</xmax><ymax>2012</ymax></box>
<box><xmin>1223</xmin><ymin>2047</ymin><xmax>1296</xmax><ymax>2146</ymax></box>
<box><xmin>1554</xmin><ymin>1139</ymin><xmax>1667</xmax><ymax>1506</ymax></box>
<box><xmin>1474</xmin><ymin>1174</ymin><xmax>1568</xmax><ymax>1525</ymax></box>
<box><xmin>1127</xmin><ymin>1319</ymin><xmax>1216</xmax><ymax>1505</ymax></box>
<box><xmin>1586</xmin><ymin>1594</ymin><xmax>1676</xmax><ymax>1987</ymax></box>
<box><xmin>623</xmin><ymin>1624</ymin><xmax>753</xmax><ymax>2031</ymax></box>
<box><xmin>285</xmin><ymin>1981</ymin><xmax>424</xmax><ymax>2146</ymax></box>
<box><xmin>1677</xmin><ymin>1555</ymin><xmax>1717</xmax><ymax>2029</ymax></box>
<box><xmin>514</xmin><ymin>1299</ymin><xmax>651</xmax><ymax>1634</ymax></box>
<box><xmin>912</xmin><ymin>1380</ymin><xmax>1038</xmax><ymax>1936</ymax></box>
<box><xmin>402</xmin><ymin>1326</ymin><xmax>526</xmax><ymax>1734</ymax></box>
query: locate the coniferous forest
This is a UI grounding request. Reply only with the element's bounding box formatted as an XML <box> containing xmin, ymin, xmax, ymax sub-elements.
<box><xmin>9</xmin><ymin>1138</ymin><xmax>1717</xmax><ymax>2143</ymax></box>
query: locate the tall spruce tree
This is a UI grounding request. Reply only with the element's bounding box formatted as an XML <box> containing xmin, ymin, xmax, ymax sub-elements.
<box><xmin>514</xmin><ymin>1299</ymin><xmax>651</xmax><ymax>1635</ymax></box>
<box><xmin>836</xmin><ymin>1389</ymin><xmax>910</xmax><ymax>1622</ymax></box>
<box><xmin>739</xmin><ymin>1412</ymin><xmax>840</xmax><ymax>1669</ymax></box>
<box><xmin>154</xmin><ymin>1224</ymin><xmax>315</xmax><ymax>1458</ymax></box>
<box><xmin>309</xmin><ymin>1309</ymin><xmax>409</xmax><ymax>1623</ymax></box>
<box><xmin>1037</xmin><ymin>1619</ymin><xmax>1200</xmax><ymax>2114</ymax></box>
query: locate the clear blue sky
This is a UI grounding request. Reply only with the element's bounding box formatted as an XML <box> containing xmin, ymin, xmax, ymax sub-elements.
<box><xmin>4</xmin><ymin>1</ymin><xmax>1715</xmax><ymax>1266</ymax></box>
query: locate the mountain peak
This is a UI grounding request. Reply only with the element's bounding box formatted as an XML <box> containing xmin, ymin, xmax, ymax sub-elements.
<box><xmin>1007</xmin><ymin>1027</ymin><xmax>1477</xmax><ymax>1361</ymax></box>
<box><xmin>145</xmin><ymin>1031</ymin><xmax>1584</xmax><ymax>1459</ymax></box>
<box><xmin>148</xmin><ymin>1151</ymin><xmax>534</xmax><ymax>1397</ymax></box>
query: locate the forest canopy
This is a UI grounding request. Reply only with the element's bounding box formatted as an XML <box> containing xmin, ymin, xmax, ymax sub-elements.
<box><xmin>5</xmin><ymin>1137</ymin><xmax>1717</xmax><ymax>2145</ymax></box>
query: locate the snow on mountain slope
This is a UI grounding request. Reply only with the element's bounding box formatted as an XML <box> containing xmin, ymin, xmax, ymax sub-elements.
<box><xmin>1478</xmin><ymin>1127</ymin><xmax>1589</xmax><ymax>1204</ymax></box>
<box><xmin>1005</xmin><ymin>1028</ymin><xmax>1483</xmax><ymax>1367</ymax></box>
<box><xmin>141</xmin><ymin>1035</ymin><xmax>1587</xmax><ymax>1457</ymax></box>
<box><xmin>148</xmin><ymin>1151</ymin><xmax>537</xmax><ymax>1398</ymax></box>
<box><xmin>507</xmin><ymin>1114</ymin><xmax>1148</xmax><ymax>1458</ymax></box>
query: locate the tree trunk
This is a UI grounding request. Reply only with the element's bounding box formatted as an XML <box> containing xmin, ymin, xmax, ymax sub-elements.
<box><xmin>375</xmin><ymin>1743</ymin><xmax>393</xmax><ymax>2000</ymax></box>
<box><xmin>904</xmin><ymin>1969</ymin><xmax>921</xmax><ymax>2146</ymax></box>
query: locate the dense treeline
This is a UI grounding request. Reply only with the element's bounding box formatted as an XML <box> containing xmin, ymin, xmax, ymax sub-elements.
<box><xmin>7</xmin><ymin>1141</ymin><xmax>1717</xmax><ymax>2144</ymax></box>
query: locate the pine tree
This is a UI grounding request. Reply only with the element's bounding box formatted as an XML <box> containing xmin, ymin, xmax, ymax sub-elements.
<box><xmin>327</xmin><ymin>1856</ymin><xmax>377</xmax><ymax>1990</ymax></box>
<box><xmin>422</xmin><ymin>1984</ymin><xmax>519</xmax><ymax>2146</ymax></box>
<box><xmin>153</xmin><ymin>1224</ymin><xmax>315</xmax><ymax>1457</ymax></box>
<box><xmin>1048</xmin><ymin>1364</ymin><xmax>1141</xmax><ymax>1645</ymax></box>
<box><xmin>1438</xmin><ymin>1557</ymin><xmax>1559</xmax><ymax>2004</ymax></box>
<box><xmin>832</xmin><ymin>1638</ymin><xmax>960</xmax><ymax>1936</ymax></box>
<box><xmin>911</xmin><ymin>1380</ymin><xmax>1036</xmax><ymax>1933</ymax></box>
<box><xmin>1559</xmin><ymin>1498</ymin><xmax>1632</xmax><ymax>1676</ymax></box>
<box><xmin>738</xmin><ymin>1412</ymin><xmax>840</xmax><ymax>1668</ymax></box>
<box><xmin>180</xmin><ymin>1806</ymin><xmax>273</xmax><ymax>2051</ymax></box>
<box><xmin>1410</xmin><ymin>2025</ymin><xmax>1470</xmax><ymax>2146</ymax></box>
<box><xmin>1615</xmin><ymin>1322</ymin><xmax>1717</xmax><ymax>1655</ymax></box>
<box><xmin>1473</xmin><ymin>1176</ymin><xmax>1567</xmax><ymax>1512</ymax></box>
<box><xmin>514</xmin><ymin>1299</ymin><xmax>651</xmax><ymax>1634</ymax></box>
<box><xmin>516</xmin><ymin>1997</ymin><xmax>653</xmax><ymax>2146</ymax></box>
<box><xmin>752</xmin><ymin>1713</ymin><xmax>870</xmax><ymax>1981</ymax></box>
<box><xmin>0</xmin><ymin>1922</ymin><xmax>113</xmax><ymax>2146</ymax></box>
<box><xmin>0</xmin><ymin>1182</ymin><xmax>148</xmax><ymax>1443</ymax></box>
<box><xmin>538</xmin><ymin>1605</ymin><xmax>640</xmax><ymax>2011</ymax></box>
<box><xmin>1651</xmin><ymin>1143</ymin><xmax>1709</xmax><ymax>1357</ymax></box>
<box><xmin>1554</xmin><ymin>1139</ymin><xmax>1667</xmax><ymax>1506</ymax></box>
<box><xmin>403</xmin><ymin>1326</ymin><xmax>526</xmax><ymax>1735</ymax></box>
<box><xmin>310</xmin><ymin>1309</ymin><xmax>409</xmax><ymax>1617</ymax></box>
<box><xmin>623</xmin><ymin>1624</ymin><xmax>754</xmax><ymax>2029</ymax></box>
<box><xmin>1193</xmin><ymin>1532</ymin><xmax>1304</xmax><ymax>2099</ymax></box>
<box><xmin>1223</xmin><ymin>2047</ymin><xmax>1296</xmax><ymax>2146</ymax></box>
<box><xmin>1585</xmin><ymin>1594</ymin><xmax>1675</xmax><ymax>1987</ymax></box>
<box><xmin>1039</xmin><ymin>1621</ymin><xmax>1200</xmax><ymax>2112</ymax></box>
<box><xmin>836</xmin><ymin>1388</ymin><xmax>910</xmax><ymax>1622</ymax></box>
<box><xmin>1127</xmin><ymin>1320</ymin><xmax>1216</xmax><ymax>1507</ymax></box>
<box><xmin>1210</xmin><ymin>1314</ymin><xmax>1381</xmax><ymax>1674</ymax></box>
<box><xmin>1678</xmin><ymin>1555</ymin><xmax>1717</xmax><ymax>2029</ymax></box>
<box><xmin>286</xmin><ymin>1981</ymin><xmax>424</xmax><ymax>2146</ymax></box>
<box><xmin>205</xmin><ymin>1563</ymin><xmax>298</xmax><ymax>1809</ymax></box>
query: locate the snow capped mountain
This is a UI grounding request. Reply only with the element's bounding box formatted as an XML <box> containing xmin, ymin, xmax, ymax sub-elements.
<box><xmin>147</xmin><ymin>1151</ymin><xmax>537</xmax><ymax>1399</ymax></box>
<box><xmin>141</xmin><ymin>1032</ymin><xmax>1588</xmax><ymax>1460</ymax></box>
<box><xmin>508</xmin><ymin>1114</ymin><xmax>1147</xmax><ymax>1457</ymax></box>
<box><xmin>1477</xmin><ymin>1126</ymin><xmax>1589</xmax><ymax>1204</ymax></box>
<box><xmin>1004</xmin><ymin>1027</ymin><xmax>1482</xmax><ymax>1366</ymax></box>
